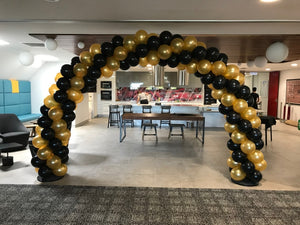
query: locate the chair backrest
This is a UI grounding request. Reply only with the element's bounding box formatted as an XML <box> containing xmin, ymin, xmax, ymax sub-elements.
<box><xmin>123</xmin><ymin>105</ymin><xmax>133</xmax><ymax>113</ymax></box>
<box><xmin>161</xmin><ymin>105</ymin><xmax>171</xmax><ymax>113</ymax></box>
<box><xmin>142</xmin><ymin>105</ymin><xmax>152</xmax><ymax>113</ymax></box>
<box><xmin>0</xmin><ymin>114</ymin><xmax>28</xmax><ymax>133</ymax></box>
<box><xmin>109</xmin><ymin>105</ymin><xmax>119</xmax><ymax>112</ymax></box>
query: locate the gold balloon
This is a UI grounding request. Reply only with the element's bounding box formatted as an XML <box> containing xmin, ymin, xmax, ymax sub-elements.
<box><xmin>241</xmin><ymin>107</ymin><xmax>257</xmax><ymax>120</ymax></box>
<box><xmin>211</xmin><ymin>89</ymin><xmax>226</xmax><ymax>100</ymax></box>
<box><xmin>197</xmin><ymin>41</ymin><xmax>207</xmax><ymax>49</ymax></box>
<box><xmin>233</xmin><ymin>73</ymin><xmax>245</xmax><ymax>85</ymax></box>
<box><xmin>35</xmin><ymin>168</ymin><xmax>39</xmax><ymax>173</ymax></box>
<box><xmin>135</xmin><ymin>29</ymin><xmax>148</xmax><ymax>44</ymax></box>
<box><xmin>101</xmin><ymin>66</ymin><xmax>113</xmax><ymax>78</ymax></box>
<box><xmin>32</xmin><ymin>135</ymin><xmax>48</xmax><ymax>149</ymax></box>
<box><xmin>51</xmin><ymin>119</ymin><xmax>67</xmax><ymax>133</ymax></box>
<box><xmin>231</xmin><ymin>130</ymin><xmax>246</xmax><ymax>144</ymax></box>
<box><xmin>248</xmin><ymin>150</ymin><xmax>264</xmax><ymax>163</ymax></box>
<box><xmin>177</xmin><ymin>63</ymin><xmax>186</xmax><ymax>70</ymax></box>
<box><xmin>37</xmin><ymin>146</ymin><xmax>53</xmax><ymax>160</ymax></box>
<box><xmin>89</xmin><ymin>43</ymin><xmax>101</xmax><ymax>56</ymax></box>
<box><xmin>170</xmin><ymin>38</ymin><xmax>184</xmax><ymax>54</ymax></box>
<box><xmin>73</xmin><ymin>63</ymin><xmax>87</xmax><ymax>78</ymax></box>
<box><xmin>35</xmin><ymin>126</ymin><xmax>43</xmax><ymax>136</ymax></box>
<box><xmin>48</xmin><ymin>106</ymin><xmax>64</xmax><ymax>121</ymax></box>
<box><xmin>123</xmin><ymin>35</ymin><xmax>136</xmax><ymax>52</ymax></box>
<box><xmin>70</xmin><ymin>76</ymin><xmax>85</xmax><ymax>91</ymax></box>
<box><xmin>221</xmin><ymin>93</ymin><xmax>237</xmax><ymax>107</ymax></box>
<box><xmin>53</xmin><ymin>163</ymin><xmax>68</xmax><ymax>177</ymax></box>
<box><xmin>114</xmin><ymin>46</ymin><xmax>128</xmax><ymax>61</ymax></box>
<box><xmin>227</xmin><ymin>157</ymin><xmax>240</xmax><ymax>168</ymax></box>
<box><xmin>250</xmin><ymin>116</ymin><xmax>261</xmax><ymax>129</ymax></box>
<box><xmin>183</xmin><ymin>36</ymin><xmax>197</xmax><ymax>52</ymax></box>
<box><xmin>207</xmin><ymin>83</ymin><xmax>214</xmax><ymax>89</ymax></box>
<box><xmin>147</xmin><ymin>50</ymin><xmax>159</xmax><ymax>65</ymax></box>
<box><xmin>224</xmin><ymin>122</ymin><xmax>237</xmax><ymax>133</ymax></box>
<box><xmin>233</xmin><ymin>99</ymin><xmax>248</xmax><ymax>114</ymax></box>
<box><xmin>54</xmin><ymin>73</ymin><xmax>63</xmax><ymax>82</ymax></box>
<box><xmin>44</xmin><ymin>95</ymin><xmax>59</xmax><ymax>108</ymax></box>
<box><xmin>49</xmin><ymin>84</ymin><xmax>59</xmax><ymax>95</ymax></box>
<box><xmin>197</xmin><ymin>60</ymin><xmax>211</xmax><ymax>74</ymax></box>
<box><xmin>46</xmin><ymin>155</ymin><xmax>62</xmax><ymax>170</ymax></box>
<box><xmin>230</xmin><ymin>166</ymin><xmax>246</xmax><ymax>181</ymax></box>
<box><xmin>79</xmin><ymin>51</ymin><xmax>93</xmax><ymax>66</ymax></box>
<box><xmin>212</xmin><ymin>61</ymin><xmax>226</xmax><ymax>75</ymax></box>
<box><xmin>240</xmin><ymin>139</ymin><xmax>256</xmax><ymax>155</ymax></box>
<box><xmin>139</xmin><ymin>57</ymin><xmax>148</xmax><ymax>67</ymax></box>
<box><xmin>158</xmin><ymin>44</ymin><xmax>172</xmax><ymax>60</ymax></box>
<box><xmin>107</xmin><ymin>57</ymin><xmax>120</xmax><ymax>71</ymax></box>
<box><xmin>67</xmin><ymin>88</ymin><xmax>83</xmax><ymax>103</ymax></box>
<box><xmin>186</xmin><ymin>60</ymin><xmax>198</xmax><ymax>74</ymax></box>
<box><xmin>254</xmin><ymin>160</ymin><xmax>267</xmax><ymax>171</ymax></box>
<box><xmin>55</xmin><ymin>128</ymin><xmax>71</xmax><ymax>142</ymax></box>
<box><xmin>224</xmin><ymin>65</ymin><xmax>240</xmax><ymax>79</ymax></box>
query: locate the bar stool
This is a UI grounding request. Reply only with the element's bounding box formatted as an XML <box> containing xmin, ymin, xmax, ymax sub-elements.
<box><xmin>107</xmin><ymin>105</ymin><xmax>120</xmax><ymax>128</ymax></box>
<box><xmin>168</xmin><ymin>123</ymin><xmax>185</xmax><ymax>139</ymax></box>
<box><xmin>141</xmin><ymin>105</ymin><xmax>152</xmax><ymax>128</ymax></box>
<box><xmin>122</xmin><ymin>105</ymin><xmax>134</xmax><ymax>127</ymax></box>
<box><xmin>160</xmin><ymin>105</ymin><xmax>171</xmax><ymax>128</ymax></box>
<box><xmin>142</xmin><ymin>123</ymin><xmax>158</xmax><ymax>141</ymax></box>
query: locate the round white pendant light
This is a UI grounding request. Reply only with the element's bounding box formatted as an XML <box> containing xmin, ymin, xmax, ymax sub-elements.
<box><xmin>77</xmin><ymin>42</ymin><xmax>85</xmax><ymax>49</ymax></box>
<box><xmin>45</xmin><ymin>38</ymin><xmax>58</xmax><ymax>50</ymax></box>
<box><xmin>18</xmin><ymin>52</ymin><xmax>34</xmax><ymax>66</ymax></box>
<box><xmin>247</xmin><ymin>61</ymin><xmax>255</xmax><ymax>68</ymax></box>
<box><xmin>266</xmin><ymin>42</ymin><xmax>289</xmax><ymax>63</ymax></box>
<box><xmin>254</xmin><ymin>56</ymin><xmax>268</xmax><ymax>68</ymax></box>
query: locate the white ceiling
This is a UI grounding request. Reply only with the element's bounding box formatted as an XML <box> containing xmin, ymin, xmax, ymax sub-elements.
<box><xmin>1</xmin><ymin>0</ymin><xmax>300</xmax><ymax>80</ymax></box>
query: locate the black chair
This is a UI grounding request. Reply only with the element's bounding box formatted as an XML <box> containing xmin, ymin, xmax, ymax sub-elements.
<box><xmin>168</xmin><ymin>123</ymin><xmax>185</xmax><ymax>139</ymax></box>
<box><xmin>259</xmin><ymin>116</ymin><xmax>276</xmax><ymax>146</ymax></box>
<box><xmin>142</xmin><ymin>123</ymin><xmax>158</xmax><ymax>141</ymax></box>
<box><xmin>160</xmin><ymin>105</ymin><xmax>171</xmax><ymax>128</ymax></box>
<box><xmin>122</xmin><ymin>105</ymin><xmax>134</xmax><ymax>127</ymax></box>
<box><xmin>107</xmin><ymin>105</ymin><xmax>120</xmax><ymax>128</ymax></box>
<box><xmin>141</xmin><ymin>105</ymin><xmax>152</xmax><ymax>128</ymax></box>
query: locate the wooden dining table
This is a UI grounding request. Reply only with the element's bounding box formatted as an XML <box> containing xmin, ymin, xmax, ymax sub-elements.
<box><xmin>119</xmin><ymin>113</ymin><xmax>205</xmax><ymax>144</ymax></box>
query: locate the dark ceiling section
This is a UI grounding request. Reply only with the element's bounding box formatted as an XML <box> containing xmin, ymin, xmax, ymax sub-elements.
<box><xmin>30</xmin><ymin>34</ymin><xmax>300</xmax><ymax>63</ymax></box>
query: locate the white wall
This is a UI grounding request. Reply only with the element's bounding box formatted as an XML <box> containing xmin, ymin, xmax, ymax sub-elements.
<box><xmin>74</xmin><ymin>93</ymin><xmax>90</xmax><ymax>126</ymax></box>
<box><xmin>97</xmin><ymin>74</ymin><xmax>116</xmax><ymax>116</ymax></box>
<box><xmin>278</xmin><ymin>69</ymin><xmax>300</xmax><ymax>121</ymax></box>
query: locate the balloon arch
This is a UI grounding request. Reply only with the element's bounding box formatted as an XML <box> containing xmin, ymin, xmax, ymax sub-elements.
<box><xmin>31</xmin><ymin>30</ymin><xmax>266</xmax><ymax>186</ymax></box>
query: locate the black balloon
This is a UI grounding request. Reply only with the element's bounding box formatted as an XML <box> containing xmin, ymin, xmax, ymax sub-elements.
<box><xmin>38</xmin><ymin>166</ymin><xmax>53</xmax><ymax>178</ymax></box>
<box><xmin>232</xmin><ymin>150</ymin><xmax>248</xmax><ymax>163</ymax></box>
<box><xmin>135</xmin><ymin>44</ymin><xmax>148</xmax><ymax>58</ymax></box>
<box><xmin>87</xmin><ymin>66</ymin><xmax>101</xmax><ymax>79</ymax></box>
<box><xmin>227</xmin><ymin>139</ymin><xmax>241</xmax><ymax>151</ymax></box>
<box><xmin>53</xmin><ymin>146</ymin><xmax>69</xmax><ymax>158</ymax></box>
<box><xmin>246</xmin><ymin>128</ymin><xmax>262</xmax><ymax>142</ymax></box>
<box><xmin>60</xmin><ymin>64</ymin><xmax>74</xmax><ymax>79</ymax></box>
<box><xmin>83</xmin><ymin>76</ymin><xmax>97</xmax><ymax>88</ymax></box>
<box><xmin>159</xmin><ymin>31</ymin><xmax>172</xmax><ymax>45</ymax></box>
<box><xmin>112</xmin><ymin>35</ymin><xmax>123</xmax><ymax>47</ymax></box>
<box><xmin>167</xmin><ymin>53</ymin><xmax>179</xmax><ymax>68</ymax></box>
<box><xmin>37</xmin><ymin>116</ymin><xmax>53</xmax><ymax>128</ymax></box>
<box><xmin>179</xmin><ymin>50</ymin><xmax>192</xmax><ymax>65</ymax></box>
<box><xmin>40</xmin><ymin>105</ymin><xmax>50</xmax><ymax>117</ymax></box>
<box><xmin>206</xmin><ymin>47</ymin><xmax>219</xmax><ymax>62</ymax></box>
<box><xmin>93</xmin><ymin>54</ymin><xmax>107</xmax><ymax>68</ymax></box>
<box><xmin>241</xmin><ymin>161</ymin><xmax>255</xmax><ymax>175</ymax></box>
<box><xmin>226</xmin><ymin>79</ymin><xmax>240</xmax><ymax>93</ymax></box>
<box><xmin>249</xmin><ymin>170</ymin><xmax>262</xmax><ymax>183</ymax></box>
<box><xmin>31</xmin><ymin>156</ymin><xmax>46</xmax><ymax>168</ymax></box>
<box><xmin>125</xmin><ymin>52</ymin><xmax>139</xmax><ymax>67</ymax></box>
<box><xmin>254</xmin><ymin>139</ymin><xmax>264</xmax><ymax>150</ymax></box>
<box><xmin>219</xmin><ymin>104</ymin><xmax>233</xmax><ymax>115</ymax></box>
<box><xmin>217</xmin><ymin>53</ymin><xmax>228</xmax><ymax>64</ymax></box>
<box><xmin>147</xmin><ymin>36</ymin><xmax>160</xmax><ymax>50</ymax></box>
<box><xmin>236</xmin><ymin>85</ymin><xmax>251</xmax><ymax>99</ymax></box>
<box><xmin>61</xmin><ymin>100</ymin><xmax>76</xmax><ymax>113</ymax></box>
<box><xmin>62</xmin><ymin>112</ymin><xmax>76</xmax><ymax>122</ymax></box>
<box><xmin>172</xmin><ymin>34</ymin><xmax>184</xmax><ymax>40</ymax></box>
<box><xmin>191</xmin><ymin>46</ymin><xmax>207</xmax><ymax>61</ymax></box>
<box><xmin>54</xmin><ymin>90</ymin><xmax>68</xmax><ymax>103</ymax></box>
<box><xmin>238</xmin><ymin>119</ymin><xmax>252</xmax><ymax>133</ymax></box>
<box><xmin>48</xmin><ymin>138</ymin><xmax>63</xmax><ymax>151</ymax></box>
<box><xmin>71</xmin><ymin>57</ymin><xmax>80</xmax><ymax>67</ymax></box>
<box><xmin>101</xmin><ymin>42</ymin><xmax>114</xmax><ymax>57</ymax></box>
<box><xmin>119</xmin><ymin>60</ymin><xmax>130</xmax><ymax>70</ymax></box>
<box><xmin>61</xmin><ymin>155</ymin><xmax>69</xmax><ymax>164</ymax></box>
<box><xmin>226</xmin><ymin>111</ymin><xmax>241</xmax><ymax>124</ymax></box>
<box><xmin>41</xmin><ymin>128</ymin><xmax>55</xmax><ymax>141</ymax></box>
<box><xmin>159</xmin><ymin>59</ymin><xmax>168</xmax><ymax>67</ymax></box>
<box><xmin>194</xmin><ymin>71</ymin><xmax>203</xmax><ymax>78</ymax></box>
<box><xmin>212</xmin><ymin>75</ymin><xmax>227</xmax><ymax>89</ymax></box>
<box><xmin>201</xmin><ymin>72</ymin><xmax>215</xmax><ymax>85</ymax></box>
<box><xmin>56</xmin><ymin>77</ymin><xmax>71</xmax><ymax>91</ymax></box>
<box><xmin>245</xmin><ymin>95</ymin><xmax>255</xmax><ymax>107</ymax></box>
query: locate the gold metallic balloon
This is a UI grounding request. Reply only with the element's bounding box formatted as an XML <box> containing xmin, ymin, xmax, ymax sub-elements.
<box><xmin>183</xmin><ymin>36</ymin><xmax>197</xmax><ymax>52</ymax></box>
<box><xmin>35</xmin><ymin>167</ymin><xmax>39</xmax><ymax>173</ymax></box>
<box><xmin>211</xmin><ymin>89</ymin><xmax>226</xmax><ymax>100</ymax></box>
<box><xmin>89</xmin><ymin>43</ymin><xmax>101</xmax><ymax>56</ymax></box>
<box><xmin>197</xmin><ymin>59</ymin><xmax>212</xmax><ymax>74</ymax></box>
<box><xmin>44</xmin><ymin>95</ymin><xmax>59</xmax><ymax>108</ymax></box>
<box><xmin>186</xmin><ymin>60</ymin><xmax>198</xmax><ymax>74</ymax></box>
<box><xmin>248</xmin><ymin>150</ymin><xmax>264</xmax><ymax>164</ymax></box>
<box><xmin>250</xmin><ymin>116</ymin><xmax>261</xmax><ymax>129</ymax></box>
<box><xmin>221</xmin><ymin>93</ymin><xmax>237</xmax><ymax>107</ymax></box>
<box><xmin>212</xmin><ymin>61</ymin><xmax>226</xmax><ymax>75</ymax></box>
<box><xmin>70</xmin><ymin>76</ymin><xmax>85</xmax><ymax>91</ymax></box>
<box><xmin>46</xmin><ymin>155</ymin><xmax>62</xmax><ymax>170</ymax></box>
<box><xmin>54</xmin><ymin>73</ymin><xmax>63</xmax><ymax>82</ymax></box>
<box><xmin>37</xmin><ymin>146</ymin><xmax>53</xmax><ymax>160</ymax></box>
<box><xmin>79</xmin><ymin>51</ymin><xmax>93</xmax><ymax>66</ymax></box>
<box><xmin>241</xmin><ymin>107</ymin><xmax>257</xmax><ymax>120</ymax></box>
<box><xmin>101</xmin><ymin>66</ymin><xmax>113</xmax><ymax>78</ymax></box>
<box><xmin>158</xmin><ymin>44</ymin><xmax>172</xmax><ymax>60</ymax></box>
<box><xmin>230</xmin><ymin>166</ymin><xmax>246</xmax><ymax>181</ymax></box>
<box><xmin>254</xmin><ymin>160</ymin><xmax>267</xmax><ymax>171</ymax></box>
<box><xmin>224</xmin><ymin>122</ymin><xmax>238</xmax><ymax>133</ymax></box>
<box><xmin>147</xmin><ymin>50</ymin><xmax>159</xmax><ymax>65</ymax></box>
<box><xmin>67</xmin><ymin>88</ymin><xmax>83</xmax><ymax>103</ymax></box>
<box><xmin>114</xmin><ymin>46</ymin><xmax>128</xmax><ymax>61</ymax></box>
<box><xmin>123</xmin><ymin>35</ymin><xmax>136</xmax><ymax>52</ymax></box>
<box><xmin>207</xmin><ymin>83</ymin><xmax>214</xmax><ymax>89</ymax></box>
<box><xmin>240</xmin><ymin>139</ymin><xmax>256</xmax><ymax>155</ymax></box>
<box><xmin>227</xmin><ymin>157</ymin><xmax>240</xmax><ymax>168</ymax></box>
<box><xmin>55</xmin><ymin>128</ymin><xmax>71</xmax><ymax>142</ymax></box>
<box><xmin>170</xmin><ymin>38</ymin><xmax>184</xmax><ymax>54</ymax></box>
<box><xmin>233</xmin><ymin>73</ymin><xmax>245</xmax><ymax>85</ymax></box>
<box><xmin>107</xmin><ymin>56</ymin><xmax>120</xmax><ymax>71</ymax></box>
<box><xmin>48</xmin><ymin>106</ymin><xmax>64</xmax><ymax>121</ymax></box>
<box><xmin>231</xmin><ymin>130</ymin><xmax>246</xmax><ymax>144</ymax></box>
<box><xmin>197</xmin><ymin>41</ymin><xmax>207</xmax><ymax>49</ymax></box>
<box><xmin>224</xmin><ymin>65</ymin><xmax>240</xmax><ymax>79</ymax></box>
<box><xmin>177</xmin><ymin>63</ymin><xmax>186</xmax><ymax>70</ymax></box>
<box><xmin>32</xmin><ymin>135</ymin><xmax>49</xmax><ymax>149</ymax></box>
<box><xmin>233</xmin><ymin>99</ymin><xmax>248</xmax><ymax>114</ymax></box>
<box><xmin>49</xmin><ymin>84</ymin><xmax>59</xmax><ymax>95</ymax></box>
<box><xmin>73</xmin><ymin>63</ymin><xmax>87</xmax><ymax>78</ymax></box>
<box><xmin>139</xmin><ymin>57</ymin><xmax>148</xmax><ymax>67</ymax></box>
<box><xmin>35</xmin><ymin>126</ymin><xmax>43</xmax><ymax>136</ymax></box>
<box><xmin>51</xmin><ymin>119</ymin><xmax>67</xmax><ymax>133</ymax></box>
<box><xmin>135</xmin><ymin>29</ymin><xmax>148</xmax><ymax>44</ymax></box>
<box><xmin>53</xmin><ymin>163</ymin><xmax>68</xmax><ymax>177</ymax></box>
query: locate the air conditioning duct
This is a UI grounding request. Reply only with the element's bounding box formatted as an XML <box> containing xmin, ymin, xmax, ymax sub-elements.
<box><xmin>177</xmin><ymin>70</ymin><xmax>189</xmax><ymax>86</ymax></box>
<box><xmin>153</xmin><ymin>65</ymin><xmax>164</xmax><ymax>86</ymax></box>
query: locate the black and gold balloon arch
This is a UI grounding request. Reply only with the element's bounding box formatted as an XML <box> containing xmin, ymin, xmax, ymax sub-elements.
<box><xmin>31</xmin><ymin>30</ymin><xmax>266</xmax><ymax>186</ymax></box>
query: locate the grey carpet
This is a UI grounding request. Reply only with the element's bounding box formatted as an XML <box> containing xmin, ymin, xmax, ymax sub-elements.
<box><xmin>0</xmin><ymin>185</ymin><xmax>299</xmax><ymax>225</ymax></box>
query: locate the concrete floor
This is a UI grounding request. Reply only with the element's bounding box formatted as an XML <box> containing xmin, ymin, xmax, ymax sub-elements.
<box><xmin>1</xmin><ymin>117</ymin><xmax>299</xmax><ymax>191</ymax></box>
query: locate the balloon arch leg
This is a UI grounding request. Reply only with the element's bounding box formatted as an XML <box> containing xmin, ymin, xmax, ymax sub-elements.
<box><xmin>31</xmin><ymin>30</ymin><xmax>266</xmax><ymax>186</ymax></box>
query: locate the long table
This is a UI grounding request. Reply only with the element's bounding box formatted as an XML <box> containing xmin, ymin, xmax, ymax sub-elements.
<box><xmin>120</xmin><ymin>113</ymin><xmax>205</xmax><ymax>144</ymax></box>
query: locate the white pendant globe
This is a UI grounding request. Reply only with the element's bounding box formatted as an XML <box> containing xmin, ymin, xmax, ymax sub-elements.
<box><xmin>45</xmin><ymin>38</ymin><xmax>58</xmax><ymax>50</ymax></box>
<box><xmin>18</xmin><ymin>52</ymin><xmax>34</xmax><ymax>66</ymax></box>
<box><xmin>247</xmin><ymin>61</ymin><xmax>255</xmax><ymax>68</ymax></box>
<box><xmin>266</xmin><ymin>42</ymin><xmax>289</xmax><ymax>63</ymax></box>
<box><xmin>77</xmin><ymin>42</ymin><xmax>85</xmax><ymax>49</ymax></box>
<box><xmin>254</xmin><ymin>56</ymin><xmax>268</xmax><ymax>68</ymax></box>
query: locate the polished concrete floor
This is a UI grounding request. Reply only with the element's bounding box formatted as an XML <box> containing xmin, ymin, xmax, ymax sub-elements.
<box><xmin>1</xmin><ymin>117</ymin><xmax>299</xmax><ymax>191</ymax></box>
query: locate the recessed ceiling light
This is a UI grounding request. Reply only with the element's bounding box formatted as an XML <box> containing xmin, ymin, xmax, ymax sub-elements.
<box><xmin>265</xmin><ymin>68</ymin><xmax>271</xmax><ymax>71</ymax></box>
<box><xmin>0</xmin><ymin>40</ymin><xmax>9</xmax><ymax>46</ymax></box>
<box><xmin>260</xmin><ymin>0</ymin><xmax>279</xmax><ymax>3</ymax></box>
<box><xmin>44</xmin><ymin>0</ymin><xmax>60</xmax><ymax>2</ymax></box>
<box><xmin>291</xmin><ymin>63</ymin><xmax>298</xmax><ymax>67</ymax></box>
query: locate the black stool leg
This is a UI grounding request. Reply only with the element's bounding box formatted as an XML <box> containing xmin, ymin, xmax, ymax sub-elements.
<box><xmin>265</xmin><ymin>125</ymin><xmax>268</xmax><ymax>146</ymax></box>
<box><xmin>270</xmin><ymin>126</ymin><xmax>272</xmax><ymax>141</ymax></box>
<box><xmin>107</xmin><ymin>113</ymin><xmax>111</xmax><ymax>128</ymax></box>
<box><xmin>181</xmin><ymin>126</ymin><xmax>184</xmax><ymax>139</ymax></box>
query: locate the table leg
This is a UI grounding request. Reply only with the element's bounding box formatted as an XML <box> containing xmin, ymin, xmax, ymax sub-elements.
<box><xmin>202</xmin><ymin>118</ymin><xmax>205</xmax><ymax>145</ymax></box>
<box><xmin>120</xmin><ymin>116</ymin><xmax>126</xmax><ymax>142</ymax></box>
<box><xmin>196</xmin><ymin>120</ymin><xmax>199</xmax><ymax>138</ymax></box>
